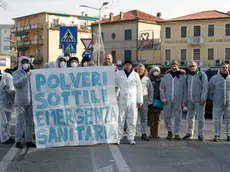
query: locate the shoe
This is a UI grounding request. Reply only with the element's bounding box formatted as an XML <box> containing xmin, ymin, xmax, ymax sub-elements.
<box><xmin>26</xmin><ymin>142</ymin><xmax>36</xmax><ymax>148</ymax></box>
<box><xmin>129</xmin><ymin>140</ymin><xmax>136</xmax><ymax>145</ymax></box>
<box><xmin>174</xmin><ymin>135</ymin><xmax>181</xmax><ymax>140</ymax></box>
<box><xmin>116</xmin><ymin>140</ymin><xmax>120</xmax><ymax>145</ymax></box>
<box><xmin>2</xmin><ymin>138</ymin><xmax>15</xmax><ymax>144</ymax></box>
<box><xmin>166</xmin><ymin>131</ymin><xmax>173</xmax><ymax>140</ymax></box>
<box><xmin>141</xmin><ymin>134</ymin><xmax>150</xmax><ymax>141</ymax></box>
<box><xmin>213</xmin><ymin>136</ymin><xmax>220</xmax><ymax>142</ymax></box>
<box><xmin>182</xmin><ymin>133</ymin><xmax>192</xmax><ymax>140</ymax></box>
<box><xmin>154</xmin><ymin>135</ymin><xmax>160</xmax><ymax>139</ymax></box>
<box><xmin>227</xmin><ymin>136</ymin><xmax>230</xmax><ymax>141</ymax></box>
<box><xmin>198</xmin><ymin>135</ymin><xmax>204</xmax><ymax>141</ymax></box>
<box><xmin>16</xmin><ymin>142</ymin><xmax>23</xmax><ymax>149</ymax></box>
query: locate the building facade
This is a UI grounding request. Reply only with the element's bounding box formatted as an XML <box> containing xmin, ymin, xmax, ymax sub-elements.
<box><xmin>92</xmin><ymin>10</ymin><xmax>163</xmax><ymax>65</ymax></box>
<box><xmin>0</xmin><ymin>25</ymin><xmax>13</xmax><ymax>56</ymax></box>
<box><xmin>11</xmin><ymin>12</ymin><xmax>98</xmax><ymax>68</ymax></box>
<box><xmin>160</xmin><ymin>10</ymin><xmax>230</xmax><ymax>67</ymax></box>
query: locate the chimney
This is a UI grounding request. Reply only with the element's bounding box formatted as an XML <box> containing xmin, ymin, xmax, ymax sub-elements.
<box><xmin>109</xmin><ymin>12</ymin><xmax>113</xmax><ymax>21</ymax></box>
<box><xmin>157</xmin><ymin>12</ymin><xmax>162</xmax><ymax>18</ymax></box>
<box><xmin>120</xmin><ymin>11</ymin><xmax>124</xmax><ymax>20</ymax></box>
<box><xmin>85</xmin><ymin>14</ymin><xmax>88</xmax><ymax>16</ymax></box>
<box><xmin>81</xmin><ymin>11</ymin><xmax>84</xmax><ymax>16</ymax></box>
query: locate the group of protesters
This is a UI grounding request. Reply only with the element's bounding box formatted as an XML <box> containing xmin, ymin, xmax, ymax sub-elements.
<box><xmin>0</xmin><ymin>52</ymin><xmax>230</xmax><ymax>148</ymax></box>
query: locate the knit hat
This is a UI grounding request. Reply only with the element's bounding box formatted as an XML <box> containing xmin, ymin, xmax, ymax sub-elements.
<box><xmin>171</xmin><ymin>60</ymin><xmax>179</xmax><ymax>66</ymax></box>
<box><xmin>123</xmin><ymin>60</ymin><xmax>133</xmax><ymax>66</ymax></box>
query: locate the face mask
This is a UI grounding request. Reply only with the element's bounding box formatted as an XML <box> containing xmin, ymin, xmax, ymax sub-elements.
<box><xmin>60</xmin><ymin>61</ymin><xmax>66</xmax><ymax>68</ymax></box>
<box><xmin>153</xmin><ymin>71</ymin><xmax>159</xmax><ymax>76</ymax></box>
<box><xmin>71</xmin><ymin>62</ymin><xmax>78</xmax><ymax>67</ymax></box>
<box><xmin>22</xmin><ymin>63</ymin><xmax>29</xmax><ymax>71</ymax></box>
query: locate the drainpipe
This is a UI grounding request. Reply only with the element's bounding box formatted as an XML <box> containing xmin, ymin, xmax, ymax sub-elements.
<box><xmin>136</xmin><ymin>19</ymin><xmax>139</xmax><ymax>61</ymax></box>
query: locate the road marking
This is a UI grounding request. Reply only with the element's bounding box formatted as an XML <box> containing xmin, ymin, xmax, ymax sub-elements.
<box><xmin>109</xmin><ymin>145</ymin><xmax>131</xmax><ymax>172</ymax></box>
<box><xmin>92</xmin><ymin>165</ymin><xmax>114</xmax><ymax>172</ymax></box>
<box><xmin>0</xmin><ymin>144</ymin><xmax>19</xmax><ymax>172</ymax></box>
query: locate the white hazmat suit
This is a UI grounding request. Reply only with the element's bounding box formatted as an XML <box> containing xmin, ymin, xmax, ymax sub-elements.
<box><xmin>186</xmin><ymin>70</ymin><xmax>208</xmax><ymax>137</ymax></box>
<box><xmin>160</xmin><ymin>71</ymin><xmax>186</xmax><ymax>136</ymax></box>
<box><xmin>115</xmin><ymin>70</ymin><xmax>143</xmax><ymax>142</ymax></box>
<box><xmin>209</xmin><ymin>72</ymin><xmax>230</xmax><ymax>138</ymax></box>
<box><xmin>0</xmin><ymin>71</ymin><xmax>15</xmax><ymax>143</ymax></box>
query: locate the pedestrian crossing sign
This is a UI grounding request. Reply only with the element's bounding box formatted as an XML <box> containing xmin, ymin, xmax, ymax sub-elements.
<box><xmin>63</xmin><ymin>43</ymin><xmax>76</xmax><ymax>53</ymax></box>
<box><xmin>61</xmin><ymin>29</ymin><xmax>76</xmax><ymax>42</ymax></box>
<box><xmin>60</xmin><ymin>26</ymin><xmax>78</xmax><ymax>44</ymax></box>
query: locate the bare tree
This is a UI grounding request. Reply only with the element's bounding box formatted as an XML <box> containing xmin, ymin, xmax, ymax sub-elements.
<box><xmin>0</xmin><ymin>0</ymin><xmax>8</xmax><ymax>10</ymax></box>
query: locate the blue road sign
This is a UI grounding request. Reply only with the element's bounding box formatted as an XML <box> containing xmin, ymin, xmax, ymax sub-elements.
<box><xmin>60</xmin><ymin>26</ymin><xmax>78</xmax><ymax>44</ymax></box>
<box><xmin>82</xmin><ymin>50</ymin><xmax>92</xmax><ymax>58</ymax></box>
<box><xmin>63</xmin><ymin>43</ymin><xmax>77</xmax><ymax>53</ymax></box>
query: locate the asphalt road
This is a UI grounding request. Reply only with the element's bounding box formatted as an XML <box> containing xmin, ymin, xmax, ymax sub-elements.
<box><xmin>1</xmin><ymin>117</ymin><xmax>230</xmax><ymax>172</ymax></box>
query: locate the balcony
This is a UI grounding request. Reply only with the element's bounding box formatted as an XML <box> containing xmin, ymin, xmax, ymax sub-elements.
<box><xmin>31</xmin><ymin>24</ymin><xmax>43</xmax><ymax>30</ymax></box>
<box><xmin>11</xmin><ymin>27</ymin><xmax>17</xmax><ymax>33</ymax></box>
<box><xmin>17</xmin><ymin>27</ymin><xmax>24</xmax><ymax>32</ymax></box>
<box><xmin>24</xmin><ymin>25</ymin><xmax>31</xmax><ymax>31</ymax></box>
<box><xmin>50</xmin><ymin>23</ymin><xmax>66</xmax><ymax>29</ymax></box>
<box><xmin>31</xmin><ymin>39</ymin><xmax>43</xmax><ymax>45</ymax></box>
<box><xmin>188</xmin><ymin>36</ymin><xmax>204</xmax><ymax>45</ymax></box>
<box><xmin>17</xmin><ymin>41</ymin><xmax>30</xmax><ymax>48</ymax></box>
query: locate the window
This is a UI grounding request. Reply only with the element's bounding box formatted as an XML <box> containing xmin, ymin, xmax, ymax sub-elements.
<box><xmin>208</xmin><ymin>48</ymin><xmax>214</xmax><ymax>60</ymax></box>
<box><xmin>225</xmin><ymin>48</ymin><xmax>230</xmax><ymax>60</ymax></box>
<box><xmin>38</xmin><ymin>48</ymin><xmax>43</xmax><ymax>57</ymax></box>
<box><xmin>165</xmin><ymin>27</ymin><xmax>171</xmax><ymax>39</ymax></box>
<box><xmin>4</xmin><ymin>46</ymin><xmax>10</xmax><ymax>50</ymax></box>
<box><xmin>225</xmin><ymin>24</ymin><xmax>230</xmax><ymax>36</ymax></box>
<box><xmin>193</xmin><ymin>49</ymin><xmax>200</xmax><ymax>60</ymax></box>
<box><xmin>125</xmin><ymin>30</ymin><xmax>132</xmax><ymax>40</ymax></box>
<box><xmin>165</xmin><ymin>49</ymin><xmax>171</xmax><ymax>61</ymax></box>
<box><xmin>194</xmin><ymin>26</ymin><xmax>201</xmax><ymax>37</ymax></box>
<box><xmin>111</xmin><ymin>51</ymin><xmax>116</xmax><ymax>63</ymax></box>
<box><xmin>124</xmin><ymin>50</ymin><xmax>132</xmax><ymax>60</ymax></box>
<box><xmin>208</xmin><ymin>24</ymin><xmax>214</xmax><ymax>37</ymax></box>
<box><xmin>101</xmin><ymin>32</ymin><xmax>104</xmax><ymax>41</ymax></box>
<box><xmin>181</xmin><ymin>49</ymin><xmax>187</xmax><ymax>61</ymax></box>
<box><xmin>181</xmin><ymin>26</ymin><xmax>187</xmax><ymax>38</ymax></box>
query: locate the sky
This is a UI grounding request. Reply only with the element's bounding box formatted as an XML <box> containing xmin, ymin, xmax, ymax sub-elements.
<box><xmin>0</xmin><ymin>0</ymin><xmax>230</xmax><ymax>24</ymax></box>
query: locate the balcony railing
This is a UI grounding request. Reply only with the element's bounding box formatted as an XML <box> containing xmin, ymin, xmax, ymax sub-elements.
<box><xmin>11</xmin><ymin>24</ymin><xmax>43</xmax><ymax>33</ymax></box>
<box><xmin>31</xmin><ymin>39</ymin><xmax>43</xmax><ymax>45</ymax></box>
<box><xmin>188</xmin><ymin>36</ymin><xmax>204</xmax><ymax>45</ymax></box>
<box><xmin>11</xmin><ymin>28</ymin><xmax>17</xmax><ymax>32</ymax></box>
<box><xmin>24</xmin><ymin>25</ymin><xmax>31</xmax><ymax>30</ymax></box>
<box><xmin>17</xmin><ymin>27</ymin><xmax>24</xmax><ymax>32</ymax></box>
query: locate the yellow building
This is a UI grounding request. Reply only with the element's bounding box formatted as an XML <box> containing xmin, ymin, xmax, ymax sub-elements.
<box><xmin>159</xmin><ymin>10</ymin><xmax>230</xmax><ymax>67</ymax></box>
<box><xmin>92</xmin><ymin>10</ymin><xmax>163</xmax><ymax>65</ymax></box>
<box><xmin>11</xmin><ymin>12</ymin><xmax>98</xmax><ymax>68</ymax></box>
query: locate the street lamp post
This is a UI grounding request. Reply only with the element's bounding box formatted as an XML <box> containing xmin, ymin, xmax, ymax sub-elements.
<box><xmin>80</xmin><ymin>2</ymin><xmax>109</xmax><ymax>65</ymax></box>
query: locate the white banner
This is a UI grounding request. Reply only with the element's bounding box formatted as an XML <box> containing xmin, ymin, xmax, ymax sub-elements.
<box><xmin>31</xmin><ymin>67</ymin><xmax>118</xmax><ymax>149</ymax></box>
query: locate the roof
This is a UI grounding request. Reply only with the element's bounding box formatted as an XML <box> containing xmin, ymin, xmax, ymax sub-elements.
<box><xmin>97</xmin><ymin>10</ymin><xmax>164</xmax><ymax>24</ymax></box>
<box><xmin>13</xmin><ymin>11</ymin><xmax>98</xmax><ymax>21</ymax></box>
<box><xmin>163</xmin><ymin>10</ymin><xmax>230</xmax><ymax>23</ymax></box>
<box><xmin>0</xmin><ymin>24</ymin><xmax>14</xmax><ymax>28</ymax></box>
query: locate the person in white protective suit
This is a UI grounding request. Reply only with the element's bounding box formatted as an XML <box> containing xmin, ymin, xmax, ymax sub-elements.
<box><xmin>13</xmin><ymin>56</ymin><xmax>36</xmax><ymax>149</ymax></box>
<box><xmin>0</xmin><ymin>70</ymin><xmax>15</xmax><ymax>144</ymax></box>
<box><xmin>209</xmin><ymin>62</ymin><xmax>230</xmax><ymax>142</ymax></box>
<box><xmin>115</xmin><ymin>60</ymin><xmax>143</xmax><ymax>145</ymax></box>
<box><xmin>68</xmin><ymin>57</ymin><xmax>80</xmax><ymax>67</ymax></box>
<box><xmin>182</xmin><ymin>61</ymin><xmax>208</xmax><ymax>141</ymax></box>
<box><xmin>56</xmin><ymin>55</ymin><xmax>68</xmax><ymax>68</ymax></box>
<box><xmin>136</xmin><ymin>64</ymin><xmax>153</xmax><ymax>141</ymax></box>
<box><xmin>160</xmin><ymin>60</ymin><xmax>186</xmax><ymax>140</ymax></box>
